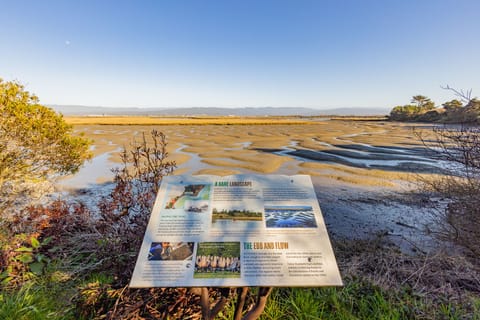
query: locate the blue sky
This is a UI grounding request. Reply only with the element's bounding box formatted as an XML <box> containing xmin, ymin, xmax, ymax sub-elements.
<box><xmin>1</xmin><ymin>0</ymin><xmax>479</xmax><ymax>109</ymax></box>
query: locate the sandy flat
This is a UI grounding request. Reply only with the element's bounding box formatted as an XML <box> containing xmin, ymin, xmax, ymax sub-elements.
<box><xmin>60</xmin><ymin>119</ymin><xmax>446</xmax><ymax>250</ymax></box>
<box><xmin>68</xmin><ymin>120</ymin><xmax>439</xmax><ymax>187</ymax></box>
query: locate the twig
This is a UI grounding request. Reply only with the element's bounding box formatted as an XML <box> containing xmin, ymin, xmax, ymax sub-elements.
<box><xmin>109</xmin><ymin>284</ymin><xmax>129</xmax><ymax>318</ymax></box>
<box><xmin>400</xmin><ymin>254</ymin><xmax>431</xmax><ymax>287</ymax></box>
<box><xmin>441</xmin><ymin>85</ymin><xmax>472</xmax><ymax>104</ymax></box>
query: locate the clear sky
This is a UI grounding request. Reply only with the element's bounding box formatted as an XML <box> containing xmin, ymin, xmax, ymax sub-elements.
<box><xmin>1</xmin><ymin>0</ymin><xmax>479</xmax><ymax>109</ymax></box>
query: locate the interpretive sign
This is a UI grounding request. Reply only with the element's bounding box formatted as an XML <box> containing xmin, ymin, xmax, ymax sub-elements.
<box><xmin>130</xmin><ymin>174</ymin><xmax>342</xmax><ymax>288</ymax></box>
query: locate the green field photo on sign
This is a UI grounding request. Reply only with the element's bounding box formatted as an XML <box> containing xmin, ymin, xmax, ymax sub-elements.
<box><xmin>194</xmin><ymin>242</ymin><xmax>241</xmax><ymax>279</ymax></box>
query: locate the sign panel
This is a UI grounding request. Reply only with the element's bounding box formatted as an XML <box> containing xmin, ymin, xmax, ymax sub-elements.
<box><xmin>130</xmin><ymin>175</ymin><xmax>342</xmax><ymax>287</ymax></box>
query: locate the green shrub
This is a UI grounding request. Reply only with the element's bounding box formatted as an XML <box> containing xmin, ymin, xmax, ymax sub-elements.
<box><xmin>0</xmin><ymin>79</ymin><xmax>92</xmax><ymax>214</ymax></box>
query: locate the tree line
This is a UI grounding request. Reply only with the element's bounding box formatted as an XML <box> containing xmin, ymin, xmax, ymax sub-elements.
<box><xmin>196</xmin><ymin>242</ymin><xmax>241</xmax><ymax>258</ymax></box>
<box><xmin>212</xmin><ymin>208</ymin><xmax>262</xmax><ymax>217</ymax></box>
<box><xmin>390</xmin><ymin>90</ymin><xmax>480</xmax><ymax>123</ymax></box>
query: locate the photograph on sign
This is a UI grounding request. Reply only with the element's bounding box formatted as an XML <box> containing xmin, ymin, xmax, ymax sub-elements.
<box><xmin>264</xmin><ymin>206</ymin><xmax>317</xmax><ymax>228</ymax></box>
<box><xmin>194</xmin><ymin>242</ymin><xmax>241</xmax><ymax>279</ymax></box>
<box><xmin>148</xmin><ymin>242</ymin><xmax>194</xmax><ymax>261</ymax></box>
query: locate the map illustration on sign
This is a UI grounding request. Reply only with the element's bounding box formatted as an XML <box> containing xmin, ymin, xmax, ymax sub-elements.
<box><xmin>165</xmin><ymin>184</ymin><xmax>211</xmax><ymax>209</ymax></box>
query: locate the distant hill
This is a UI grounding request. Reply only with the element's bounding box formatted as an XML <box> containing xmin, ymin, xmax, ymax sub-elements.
<box><xmin>315</xmin><ymin>107</ymin><xmax>390</xmax><ymax>116</ymax></box>
<box><xmin>49</xmin><ymin>105</ymin><xmax>390</xmax><ymax>117</ymax></box>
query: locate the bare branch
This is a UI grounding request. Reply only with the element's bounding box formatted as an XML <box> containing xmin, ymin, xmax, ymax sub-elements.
<box><xmin>441</xmin><ymin>85</ymin><xmax>473</xmax><ymax>104</ymax></box>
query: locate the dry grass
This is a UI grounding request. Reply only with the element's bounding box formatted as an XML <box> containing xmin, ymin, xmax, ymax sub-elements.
<box><xmin>335</xmin><ymin>238</ymin><xmax>480</xmax><ymax>305</ymax></box>
<box><xmin>73</xmin><ymin>237</ymin><xmax>480</xmax><ymax>319</ymax></box>
<box><xmin>193</xmin><ymin>168</ymin><xmax>242</xmax><ymax>176</ymax></box>
<box><xmin>65</xmin><ymin>116</ymin><xmax>313</xmax><ymax>126</ymax></box>
<box><xmin>329</xmin><ymin>116</ymin><xmax>389</xmax><ymax>121</ymax></box>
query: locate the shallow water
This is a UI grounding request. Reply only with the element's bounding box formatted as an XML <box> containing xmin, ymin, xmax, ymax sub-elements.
<box><xmin>61</xmin><ymin>122</ymin><xmax>443</xmax><ymax>189</ymax></box>
<box><xmin>58</xmin><ymin>122</ymin><xmax>450</xmax><ymax>252</ymax></box>
<box><xmin>58</xmin><ymin>151</ymin><xmax>117</xmax><ymax>189</ymax></box>
<box><xmin>174</xmin><ymin>144</ymin><xmax>207</xmax><ymax>175</ymax></box>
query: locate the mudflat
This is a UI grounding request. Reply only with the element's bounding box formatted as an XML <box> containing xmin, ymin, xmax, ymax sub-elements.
<box><xmin>63</xmin><ymin>117</ymin><xmax>442</xmax><ymax>249</ymax></box>
<box><xmin>66</xmin><ymin>117</ymin><xmax>439</xmax><ymax>183</ymax></box>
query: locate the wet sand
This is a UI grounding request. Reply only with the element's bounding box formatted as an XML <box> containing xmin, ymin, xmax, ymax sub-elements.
<box><xmin>61</xmin><ymin>120</ymin><xmax>443</xmax><ymax>251</ymax></box>
<box><xmin>65</xmin><ymin>120</ymin><xmax>440</xmax><ymax>183</ymax></box>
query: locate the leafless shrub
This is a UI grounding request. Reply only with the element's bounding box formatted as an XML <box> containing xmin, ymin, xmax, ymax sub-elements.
<box><xmin>417</xmin><ymin>125</ymin><xmax>480</xmax><ymax>260</ymax></box>
<box><xmin>441</xmin><ymin>85</ymin><xmax>473</xmax><ymax>105</ymax></box>
<box><xmin>90</xmin><ymin>130</ymin><xmax>176</xmax><ymax>283</ymax></box>
<box><xmin>430</xmin><ymin>126</ymin><xmax>480</xmax><ymax>177</ymax></box>
<box><xmin>99</xmin><ymin>130</ymin><xmax>176</xmax><ymax>220</ymax></box>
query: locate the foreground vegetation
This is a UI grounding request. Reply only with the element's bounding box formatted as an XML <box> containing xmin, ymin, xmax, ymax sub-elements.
<box><xmin>389</xmin><ymin>91</ymin><xmax>480</xmax><ymax>123</ymax></box>
<box><xmin>0</xmin><ymin>79</ymin><xmax>92</xmax><ymax>214</ymax></box>
<box><xmin>1</xmin><ymin>212</ymin><xmax>479</xmax><ymax>319</ymax></box>
<box><xmin>1</xmin><ymin>81</ymin><xmax>480</xmax><ymax>319</ymax></box>
<box><xmin>1</xmin><ymin>127</ymin><xmax>479</xmax><ymax>319</ymax></box>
